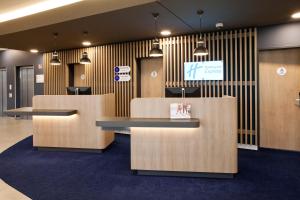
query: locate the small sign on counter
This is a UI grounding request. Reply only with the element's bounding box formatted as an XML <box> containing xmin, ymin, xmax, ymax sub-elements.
<box><xmin>170</xmin><ymin>103</ymin><xmax>191</xmax><ymax>119</ymax></box>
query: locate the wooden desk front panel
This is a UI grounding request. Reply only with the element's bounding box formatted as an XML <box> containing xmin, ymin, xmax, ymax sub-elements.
<box><xmin>131</xmin><ymin>97</ymin><xmax>237</xmax><ymax>173</ymax></box>
<box><xmin>32</xmin><ymin>94</ymin><xmax>115</xmax><ymax>149</ymax></box>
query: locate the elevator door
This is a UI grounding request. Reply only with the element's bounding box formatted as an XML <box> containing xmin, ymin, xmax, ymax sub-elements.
<box><xmin>0</xmin><ymin>69</ymin><xmax>7</xmax><ymax>116</ymax></box>
<box><xmin>19</xmin><ymin>67</ymin><xmax>34</xmax><ymax>108</ymax></box>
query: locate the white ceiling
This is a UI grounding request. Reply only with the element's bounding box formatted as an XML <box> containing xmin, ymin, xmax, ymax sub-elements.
<box><xmin>0</xmin><ymin>0</ymin><xmax>42</xmax><ymax>13</ymax></box>
<box><xmin>0</xmin><ymin>0</ymin><xmax>155</xmax><ymax>35</ymax></box>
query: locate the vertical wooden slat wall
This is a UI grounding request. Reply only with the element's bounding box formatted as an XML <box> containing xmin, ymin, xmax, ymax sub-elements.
<box><xmin>43</xmin><ymin>28</ymin><xmax>257</xmax><ymax>146</ymax></box>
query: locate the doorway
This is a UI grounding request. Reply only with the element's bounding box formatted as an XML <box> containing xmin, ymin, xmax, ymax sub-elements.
<box><xmin>17</xmin><ymin>66</ymin><xmax>34</xmax><ymax>108</ymax></box>
<box><xmin>0</xmin><ymin>69</ymin><xmax>7</xmax><ymax>116</ymax></box>
<box><xmin>68</xmin><ymin>64</ymin><xmax>86</xmax><ymax>87</ymax></box>
<box><xmin>259</xmin><ymin>48</ymin><xmax>300</xmax><ymax>151</ymax></box>
<box><xmin>137</xmin><ymin>58</ymin><xmax>164</xmax><ymax>98</ymax></box>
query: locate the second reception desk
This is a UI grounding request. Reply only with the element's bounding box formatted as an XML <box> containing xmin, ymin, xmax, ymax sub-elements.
<box><xmin>130</xmin><ymin>97</ymin><xmax>238</xmax><ymax>176</ymax></box>
<box><xmin>33</xmin><ymin>94</ymin><xmax>115</xmax><ymax>150</ymax></box>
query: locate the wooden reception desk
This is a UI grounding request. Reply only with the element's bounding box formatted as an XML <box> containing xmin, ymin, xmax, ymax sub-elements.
<box><xmin>130</xmin><ymin>97</ymin><xmax>238</xmax><ymax>177</ymax></box>
<box><xmin>32</xmin><ymin>94</ymin><xmax>115</xmax><ymax>151</ymax></box>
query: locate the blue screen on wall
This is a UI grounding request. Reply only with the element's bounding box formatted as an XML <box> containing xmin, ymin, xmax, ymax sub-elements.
<box><xmin>184</xmin><ymin>61</ymin><xmax>224</xmax><ymax>81</ymax></box>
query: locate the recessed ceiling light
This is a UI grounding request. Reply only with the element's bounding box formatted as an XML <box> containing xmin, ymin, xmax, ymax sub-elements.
<box><xmin>216</xmin><ymin>22</ymin><xmax>224</xmax><ymax>29</ymax></box>
<box><xmin>82</xmin><ymin>41</ymin><xmax>92</xmax><ymax>46</ymax></box>
<box><xmin>160</xmin><ymin>30</ymin><xmax>171</xmax><ymax>36</ymax></box>
<box><xmin>0</xmin><ymin>0</ymin><xmax>82</xmax><ymax>23</ymax></box>
<box><xmin>291</xmin><ymin>12</ymin><xmax>300</xmax><ymax>19</ymax></box>
<box><xmin>30</xmin><ymin>49</ymin><xmax>39</xmax><ymax>53</ymax></box>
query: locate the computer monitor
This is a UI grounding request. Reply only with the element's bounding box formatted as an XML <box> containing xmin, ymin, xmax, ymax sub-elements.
<box><xmin>67</xmin><ymin>87</ymin><xmax>92</xmax><ymax>95</ymax></box>
<box><xmin>165</xmin><ymin>87</ymin><xmax>200</xmax><ymax>98</ymax></box>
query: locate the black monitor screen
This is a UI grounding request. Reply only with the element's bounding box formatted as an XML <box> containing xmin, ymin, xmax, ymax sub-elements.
<box><xmin>67</xmin><ymin>87</ymin><xmax>92</xmax><ymax>95</ymax></box>
<box><xmin>165</xmin><ymin>87</ymin><xmax>200</xmax><ymax>98</ymax></box>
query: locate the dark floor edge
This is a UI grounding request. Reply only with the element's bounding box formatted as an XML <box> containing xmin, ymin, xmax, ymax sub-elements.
<box><xmin>0</xmin><ymin>135</ymin><xmax>33</xmax><ymax>155</ymax></box>
<box><xmin>134</xmin><ymin>170</ymin><xmax>235</xmax><ymax>179</ymax></box>
<box><xmin>37</xmin><ymin>147</ymin><xmax>104</xmax><ymax>154</ymax></box>
<box><xmin>259</xmin><ymin>147</ymin><xmax>300</xmax><ymax>154</ymax></box>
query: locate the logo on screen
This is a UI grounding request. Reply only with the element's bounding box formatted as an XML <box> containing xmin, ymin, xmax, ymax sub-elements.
<box><xmin>184</xmin><ymin>61</ymin><xmax>224</xmax><ymax>81</ymax></box>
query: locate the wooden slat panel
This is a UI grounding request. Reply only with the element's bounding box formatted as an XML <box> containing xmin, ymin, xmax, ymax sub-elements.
<box><xmin>216</xmin><ymin>32</ymin><xmax>220</xmax><ymax>97</ymax></box>
<box><xmin>170</xmin><ymin>37</ymin><xmax>174</xmax><ymax>87</ymax></box>
<box><xmin>221</xmin><ymin>32</ymin><xmax>224</xmax><ymax>97</ymax></box>
<box><xmin>239</xmin><ymin>29</ymin><xmax>243</xmax><ymax>143</ymax></box>
<box><xmin>187</xmin><ymin>35</ymin><xmax>191</xmax><ymax>88</ymax></box>
<box><xmin>207</xmin><ymin>33</ymin><xmax>211</xmax><ymax>97</ymax></box>
<box><xmin>249</xmin><ymin>29</ymin><xmax>253</xmax><ymax>145</ymax></box>
<box><xmin>225</xmin><ymin>31</ymin><xmax>229</xmax><ymax>95</ymax></box>
<box><xmin>230</xmin><ymin>31</ymin><xmax>233</xmax><ymax>96</ymax></box>
<box><xmin>212</xmin><ymin>32</ymin><xmax>216</xmax><ymax>97</ymax></box>
<box><xmin>191</xmin><ymin>34</ymin><xmax>195</xmax><ymax>88</ymax></box>
<box><xmin>177</xmin><ymin>36</ymin><xmax>180</xmax><ymax>87</ymax></box>
<box><xmin>234</xmin><ymin>30</ymin><xmax>238</xmax><ymax>111</ymax></box>
<box><xmin>254</xmin><ymin>28</ymin><xmax>258</xmax><ymax>146</ymax></box>
<box><xmin>244</xmin><ymin>29</ymin><xmax>248</xmax><ymax>144</ymax></box>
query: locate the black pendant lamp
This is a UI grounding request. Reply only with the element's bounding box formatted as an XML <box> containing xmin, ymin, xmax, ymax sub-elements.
<box><xmin>194</xmin><ymin>10</ymin><xmax>208</xmax><ymax>57</ymax></box>
<box><xmin>50</xmin><ymin>51</ymin><xmax>61</xmax><ymax>65</ymax></box>
<box><xmin>50</xmin><ymin>33</ymin><xmax>61</xmax><ymax>65</ymax></box>
<box><xmin>79</xmin><ymin>31</ymin><xmax>91</xmax><ymax>64</ymax></box>
<box><xmin>149</xmin><ymin>13</ymin><xmax>163</xmax><ymax>57</ymax></box>
<box><xmin>80</xmin><ymin>52</ymin><xmax>91</xmax><ymax>64</ymax></box>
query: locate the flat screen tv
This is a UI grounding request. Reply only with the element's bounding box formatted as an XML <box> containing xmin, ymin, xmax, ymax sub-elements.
<box><xmin>67</xmin><ymin>87</ymin><xmax>92</xmax><ymax>95</ymax></box>
<box><xmin>165</xmin><ymin>87</ymin><xmax>200</xmax><ymax>98</ymax></box>
<box><xmin>184</xmin><ymin>60</ymin><xmax>224</xmax><ymax>81</ymax></box>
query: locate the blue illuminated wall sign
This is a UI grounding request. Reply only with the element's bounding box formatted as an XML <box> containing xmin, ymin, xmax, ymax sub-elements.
<box><xmin>184</xmin><ymin>61</ymin><xmax>224</xmax><ymax>81</ymax></box>
<box><xmin>114</xmin><ymin>74</ymin><xmax>131</xmax><ymax>82</ymax></box>
<box><xmin>114</xmin><ymin>66</ymin><xmax>131</xmax><ymax>82</ymax></box>
<box><xmin>114</xmin><ymin>66</ymin><xmax>131</xmax><ymax>73</ymax></box>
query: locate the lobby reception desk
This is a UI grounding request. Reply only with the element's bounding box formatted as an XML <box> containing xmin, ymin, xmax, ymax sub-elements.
<box><xmin>130</xmin><ymin>97</ymin><xmax>237</xmax><ymax>177</ymax></box>
<box><xmin>32</xmin><ymin>94</ymin><xmax>115</xmax><ymax>151</ymax></box>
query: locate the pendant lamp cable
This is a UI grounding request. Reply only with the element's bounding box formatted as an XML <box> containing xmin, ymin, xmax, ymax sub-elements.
<box><xmin>53</xmin><ymin>32</ymin><xmax>58</xmax><ymax>52</ymax></box>
<box><xmin>155</xmin><ymin>0</ymin><xmax>195</xmax><ymax>32</ymax></box>
<box><xmin>198</xmin><ymin>10</ymin><xmax>204</xmax><ymax>40</ymax></box>
<box><xmin>152</xmin><ymin>13</ymin><xmax>159</xmax><ymax>41</ymax></box>
<box><xmin>155</xmin><ymin>15</ymin><xmax>158</xmax><ymax>39</ymax></box>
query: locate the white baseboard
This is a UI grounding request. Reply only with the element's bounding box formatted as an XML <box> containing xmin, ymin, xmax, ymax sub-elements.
<box><xmin>115</xmin><ymin>130</ymin><xmax>131</xmax><ymax>135</ymax></box>
<box><xmin>238</xmin><ymin>144</ymin><xmax>258</xmax><ymax>150</ymax></box>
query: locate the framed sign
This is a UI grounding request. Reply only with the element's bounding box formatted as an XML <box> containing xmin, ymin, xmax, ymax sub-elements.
<box><xmin>36</xmin><ymin>74</ymin><xmax>44</xmax><ymax>83</ymax></box>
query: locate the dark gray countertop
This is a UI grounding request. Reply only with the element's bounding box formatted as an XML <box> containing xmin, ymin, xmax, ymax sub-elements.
<box><xmin>5</xmin><ymin>107</ymin><xmax>77</xmax><ymax>116</ymax></box>
<box><xmin>96</xmin><ymin>117</ymin><xmax>200</xmax><ymax>128</ymax></box>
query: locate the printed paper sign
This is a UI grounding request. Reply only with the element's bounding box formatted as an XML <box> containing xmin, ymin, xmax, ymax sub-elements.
<box><xmin>36</xmin><ymin>74</ymin><xmax>44</xmax><ymax>83</ymax></box>
<box><xmin>170</xmin><ymin>103</ymin><xmax>191</xmax><ymax>119</ymax></box>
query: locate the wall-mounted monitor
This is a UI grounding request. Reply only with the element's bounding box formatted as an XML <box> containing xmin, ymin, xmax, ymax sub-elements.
<box><xmin>184</xmin><ymin>61</ymin><xmax>224</xmax><ymax>81</ymax></box>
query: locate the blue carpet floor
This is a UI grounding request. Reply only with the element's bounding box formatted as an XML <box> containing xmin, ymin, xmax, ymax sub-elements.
<box><xmin>0</xmin><ymin>134</ymin><xmax>300</xmax><ymax>200</ymax></box>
